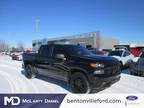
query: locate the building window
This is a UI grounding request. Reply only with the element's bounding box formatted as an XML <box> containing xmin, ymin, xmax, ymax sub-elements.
<box><xmin>86</xmin><ymin>45</ymin><xmax>92</xmax><ymax>50</ymax></box>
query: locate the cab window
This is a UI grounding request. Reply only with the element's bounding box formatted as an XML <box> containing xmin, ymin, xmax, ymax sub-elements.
<box><xmin>52</xmin><ymin>45</ymin><xmax>66</xmax><ymax>57</ymax></box>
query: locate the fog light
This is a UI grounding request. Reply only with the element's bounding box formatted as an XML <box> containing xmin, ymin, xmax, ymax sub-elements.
<box><xmin>94</xmin><ymin>70</ymin><xmax>104</xmax><ymax>74</ymax></box>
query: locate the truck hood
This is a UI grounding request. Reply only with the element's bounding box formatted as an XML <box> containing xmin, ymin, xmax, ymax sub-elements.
<box><xmin>77</xmin><ymin>54</ymin><xmax>119</xmax><ymax>64</ymax></box>
<box><xmin>110</xmin><ymin>56</ymin><xmax>121</xmax><ymax>61</ymax></box>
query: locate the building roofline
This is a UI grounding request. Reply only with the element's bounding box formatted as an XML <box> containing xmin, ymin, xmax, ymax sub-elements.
<box><xmin>33</xmin><ymin>31</ymin><xmax>99</xmax><ymax>43</ymax></box>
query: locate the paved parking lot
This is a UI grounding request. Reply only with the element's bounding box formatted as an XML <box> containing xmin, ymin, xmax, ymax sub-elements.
<box><xmin>0</xmin><ymin>55</ymin><xmax>144</xmax><ymax>93</ymax></box>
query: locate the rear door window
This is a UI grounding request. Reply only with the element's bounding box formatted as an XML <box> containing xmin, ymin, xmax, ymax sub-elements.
<box><xmin>39</xmin><ymin>45</ymin><xmax>52</xmax><ymax>57</ymax></box>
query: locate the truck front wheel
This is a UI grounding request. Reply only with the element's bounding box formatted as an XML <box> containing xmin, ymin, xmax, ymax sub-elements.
<box><xmin>70</xmin><ymin>72</ymin><xmax>91</xmax><ymax>93</ymax></box>
<box><xmin>25</xmin><ymin>64</ymin><xmax>36</xmax><ymax>79</ymax></box>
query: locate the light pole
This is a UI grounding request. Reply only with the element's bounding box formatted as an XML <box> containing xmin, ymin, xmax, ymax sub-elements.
<box><xmin>34</xmin><ymin>19</ymin><xmax>40</xmax><ymax>51</ymax></box>
<box><xmin>35</xmin><ymin>19</ymin><xmax>40</xmax><ymax>39</ymax></box>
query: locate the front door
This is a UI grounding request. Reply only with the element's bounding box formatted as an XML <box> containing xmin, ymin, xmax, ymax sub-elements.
<box><xmin>50</xmin><ymin>45</ymin><xmax>69</xmax><ymax>82</ymax></box>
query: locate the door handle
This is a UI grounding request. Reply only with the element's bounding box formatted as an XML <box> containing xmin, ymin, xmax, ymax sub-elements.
<box><xmin>43</xmin><ymin>61</ymin><xmax>49</xmax><ymax>64</ymax></box>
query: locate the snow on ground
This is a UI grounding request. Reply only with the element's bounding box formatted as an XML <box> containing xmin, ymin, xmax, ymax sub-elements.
<box><xmin>0</xmin><ymin>55</ymin><xmax>144</xmax><ymax>94</ymax></box>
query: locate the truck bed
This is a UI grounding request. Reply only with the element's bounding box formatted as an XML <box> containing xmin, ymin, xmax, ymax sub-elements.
<box><xmin>23</xmin><ymin>53</ymin><xmax>37</xmax><ymax>62</ymax></box>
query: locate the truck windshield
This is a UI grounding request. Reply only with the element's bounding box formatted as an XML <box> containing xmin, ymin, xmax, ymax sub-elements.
<box><xmin>64</xmin><ymin>45</ymin><xmax>93</xmax><ymax>56</ymax></box>
<box><xmin>109</xmin><ymin>51</ymin><xmax>123</xmax><ymax>57</ymax></box>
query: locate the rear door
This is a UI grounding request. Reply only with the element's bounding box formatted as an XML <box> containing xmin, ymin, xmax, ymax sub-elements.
<box><xmin>35</xmin><ymin>45</ymin><xmax>53</xmax><ymax>76</ymax></box>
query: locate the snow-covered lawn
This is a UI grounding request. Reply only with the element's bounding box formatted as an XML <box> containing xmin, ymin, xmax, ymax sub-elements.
<box><xmin>0</xmin><ymin>55</ymin><xmax>144</xmax><ymax>93</ymax></box>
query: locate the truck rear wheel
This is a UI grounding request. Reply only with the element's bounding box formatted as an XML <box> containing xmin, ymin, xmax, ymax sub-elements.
<box><xmin>25</xmin><ymin>64</ymin><xmax>36</xmax><ymax>79</ymax></box>
<box><xmin>70</xmin><ymin>72</ymin><xmax>91</xmax><ymax>93</ymax></box>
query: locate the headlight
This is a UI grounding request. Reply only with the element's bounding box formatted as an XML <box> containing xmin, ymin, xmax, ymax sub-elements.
<box><xmin>89</xmin><ymin>63</ymin><xmax>104</xmax><ymax>68</ymax></box>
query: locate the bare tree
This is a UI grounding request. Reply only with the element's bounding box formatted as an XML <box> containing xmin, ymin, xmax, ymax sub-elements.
<box><xmin>17</xmin><ymin>42</ymin><xmax>25</xmax><ymax>51</ymax></box>
<box><xmin>0</xmin><ymin>40</ymin><xmax>10</xmax><ymax>52</ymax></box>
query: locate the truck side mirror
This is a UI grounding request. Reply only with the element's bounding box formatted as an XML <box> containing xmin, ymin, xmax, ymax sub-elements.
<box><xmin>55</xmin><ymin>54</ymin><xmax>66</xmax><ymax>61</ymax></box>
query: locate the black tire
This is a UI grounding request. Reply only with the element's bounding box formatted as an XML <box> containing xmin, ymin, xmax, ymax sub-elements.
<box><xmin>69</xmin><ymin>72</ymin><xmax>91</xmax><ymax>93</ymax></box>
<box><xmin>25</xmin><ymin>64</ymin><xmax>36</xmax><ymax>79</ymax></box>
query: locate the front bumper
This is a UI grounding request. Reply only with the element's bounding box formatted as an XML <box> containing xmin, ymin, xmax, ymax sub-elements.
<box><xmin>90</xmin><ymin>74</ymin><xmax>121</xmax><ymax>89</ymax></box>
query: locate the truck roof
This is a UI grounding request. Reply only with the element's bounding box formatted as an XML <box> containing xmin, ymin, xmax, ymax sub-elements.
<box><xmin>42</xmin><ymin>44</ymin><xmax>80</xmax><ymax>47</ymax></box>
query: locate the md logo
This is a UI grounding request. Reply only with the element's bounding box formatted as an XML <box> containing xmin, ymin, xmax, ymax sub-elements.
<box><xmin>4</xmin><ymin>96</ymin><xmax>20</xmax><ymax>106</ymax></box>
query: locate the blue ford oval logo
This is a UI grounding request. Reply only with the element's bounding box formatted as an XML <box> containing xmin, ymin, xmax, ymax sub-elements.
<box><xmin>126</xmin><ymin>96</ymin><xmax>138</xmax><ymax>101</ymax></box>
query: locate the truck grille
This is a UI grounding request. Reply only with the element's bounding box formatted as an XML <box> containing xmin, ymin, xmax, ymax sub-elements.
<box><xmin>104</xmin><ymin>64</ymin><xmax>121</xmax><ymax>76</ymax></box>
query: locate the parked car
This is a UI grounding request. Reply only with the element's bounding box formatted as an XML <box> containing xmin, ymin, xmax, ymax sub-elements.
<box><xmin>17</xmin><ymin>54</ymin><xmax>23</xmax><ymax>61</ymax></box>
<box><xmin>12</xmin><ymin>54</ymin><xmax>23</xmax><ymax>61</ymax></box>
<box><xmin>108</xmin><ymin>50</ymin><xmax>134</xmax><ymax>68</ymax></box>
<box><xmin>23</xmin><ymin>44</ymin><xmax>121</xmax><ymax>93</ymax></box>
<box><xmin>130</xmin><ymin>47</ymin><xmax>144</xmax><ymax>57</ymax></box>
<box><xmin>24</xmin><ymin>50</ymin><xmax>33</xmax><ymax>54</ymax></box>
<box><xmin>9</xmin><ymin>51</ymin><xmax>15</xmax><ymax>56</ymax></box>
<box><xmin>11</xmin><ymin>51</ymin><xmax>23</xmax><ymax>60</ymax></box>
<box><xmin>0</xmin><ymin>51</ymin><xmax>6</xmax><ymax>55</ymax></box>
<box><xmin>129</xmin><ymin>52</ymin><xmax>144</xmax><ymax>76</ymax></box>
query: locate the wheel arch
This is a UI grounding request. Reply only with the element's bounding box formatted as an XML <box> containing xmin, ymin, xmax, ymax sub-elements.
<box><xmin>24</xmin><ymin>61</ymin><xmax>34</xmax><ymax>68</ymax></box>
<box><xmin>68</xmin><ymin>68</ymin><xmax>90</xmax><ymax>83</ymax></box>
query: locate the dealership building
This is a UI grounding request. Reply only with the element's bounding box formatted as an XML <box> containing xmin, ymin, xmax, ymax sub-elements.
<box><xmin>32</xmin><ymin>31</ymin><xmax>119</xmax><ymax>51</ymax></box>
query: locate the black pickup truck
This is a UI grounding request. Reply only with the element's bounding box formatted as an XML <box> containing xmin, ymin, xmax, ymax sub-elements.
<box><xmin>23</xmin><ymin>44</ymin><xmax>121</xmax><ymax>93</ymax></box>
